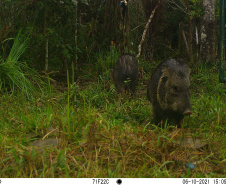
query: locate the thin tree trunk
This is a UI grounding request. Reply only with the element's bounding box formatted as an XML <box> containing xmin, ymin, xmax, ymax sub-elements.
<box><xmin>0</xmin><ymin>1</ymin><xmax>6</xmax><ymax>59</ymax></box>
<box><xmin>195</xmin><ymin>26</ymin><xmax>199</xmax><ymax>60</ymax></box>
<box><xmin>200</xmin><ymin>0</ymin><xmax>217</xmax><ymax>65</ymax></box>
<box><xmin>73</xmin><ymin>0</ymin><xmax>78</xmax><ymax>83</ymax></box>
<box><xmin>178</xmin><ymin>22</ymin><xmax>184</xmax><ymax>56</ymax></box>
<box><xmin>120</xmin><ymin>0</ymin><xmax>130</xmax><ymax>53</ymax></box>
<box><xmin>45</xmin><ymin>38</ymin><xmax>49</xmax><ymax>72</ymax></box>
<box><xmin>44</xmin><ymin>8</ymin><xmax>48</xmax><ymax>72</ymax></box>
<box><xmin>125</xmin><ymin>2</ymin><xmax>130</xmax><ymax>53</ymax></box>
<box><xmin>185</xmin><ymin>0</ymin><xmax>193</xmax><ymax>65</ymax></box>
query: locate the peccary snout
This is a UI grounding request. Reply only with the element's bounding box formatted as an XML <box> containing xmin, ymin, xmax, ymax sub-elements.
<box><xmin>168</xmin><ymin>85</ymin><xmax>191</xmax><ymax>115</ymax></box>
<box><xmin>183</xmin><ymin>109</ymin><xmax>192</xmax><ymax>116</ymax></box>
<box><xmin>181</xmin><ymin>92</ymin><xmax>192</xmax><ymax>116</ymax></box>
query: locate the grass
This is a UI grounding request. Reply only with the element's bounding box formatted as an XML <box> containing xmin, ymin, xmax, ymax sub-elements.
<box><xmin>0</xmin><ymin>31</ymin><xmax>43</xmax><ymax>99</ymax></box>
<box><xmin>0</xmin><ymin>56</ymin><xmax>225</xmax><ymax>178</ymax></box>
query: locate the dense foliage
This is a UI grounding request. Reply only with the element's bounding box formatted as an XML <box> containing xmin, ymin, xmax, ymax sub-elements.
<box><xmin>1</xmin><ymin>0</ymin><xmax>218</xmax><ymax>74</ymax></box>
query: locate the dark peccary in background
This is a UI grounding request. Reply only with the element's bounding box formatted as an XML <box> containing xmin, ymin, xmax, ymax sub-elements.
<box><xmin>147</xmin><ymin>58</ymin><xmax>192</xmax><ymax>128</ymax></box>
<box><xmin>113</xmin><ymin>54</ymin><xmax>138</xmax><ymax>95</ymax></box>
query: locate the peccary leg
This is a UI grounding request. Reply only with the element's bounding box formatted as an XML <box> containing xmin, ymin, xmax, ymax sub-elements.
<box><xmin>174</xmin><ymin>115</ymin><xmax>184</xmax><ymax>128</ymax></box>
<box><xmin>129</xmin><ymin>80</ymin><xmax>137</xmax><ymax>95</ymax></box>
<box><xmin>115</xmin><ymin>82</ymin><xmax>125</xmax><ymax>94</ymax></box>
<box><xmin>152</xmin><ymin>106</ymin><xmax>162</xmax><ymax>124</ymax></box>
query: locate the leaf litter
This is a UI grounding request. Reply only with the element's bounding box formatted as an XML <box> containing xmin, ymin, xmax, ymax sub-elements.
<box><xmin>1</xmin><ymin>122</ymin><xmax>225</xmax><ymax>177</ymax></box>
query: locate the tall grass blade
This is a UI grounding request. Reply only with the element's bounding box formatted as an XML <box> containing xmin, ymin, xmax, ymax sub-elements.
<box><xmin>0</xmin><ymin>30</ymin><xmax>43</xmax><ymax>98</ymax></box>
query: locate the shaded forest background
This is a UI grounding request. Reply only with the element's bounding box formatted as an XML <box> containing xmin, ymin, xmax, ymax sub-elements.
<box><xmin>0</xmin><ymin>0</ymin><xmax>219</xmax><ymax>81</ymax></box>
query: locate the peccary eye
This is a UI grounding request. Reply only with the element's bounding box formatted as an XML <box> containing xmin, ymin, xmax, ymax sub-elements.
<box><xmin>162</xmin><ymin>76</ymin><xmax>168</xmax><ymax>84</ymax></box>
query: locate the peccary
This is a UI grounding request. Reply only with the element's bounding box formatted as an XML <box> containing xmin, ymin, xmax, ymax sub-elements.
<box><xmin>147</xmin><ymin>58</ymin><xmax>192</xmax><ymax>127</ymax></box>
<box><xmin>113</xmin><ymin>54</ymin><xmax>138</xmax><ymax>94</ymax></box>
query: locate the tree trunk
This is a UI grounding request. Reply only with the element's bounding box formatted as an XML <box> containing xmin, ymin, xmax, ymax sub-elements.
<box><xmin>44</xmin><ymin>7</ymin><xmax>48</xmax><ymax>72</ymax></box>
<box><xmin>200</xmin><ymin>0</ymin><xmax>217</xmax><ymax>65</ymax></box>
<box><xmin>104</xmin><ymin>0</ymin><xmax>121</xmax><ymax>48</ymax></box>
<box><xmin>124</xmin><ymin>0</ymin><xmax>130</xmax><ymax>53</ymax></box>
<box><xmin>45</xmin><ymin>38</ymin><xmax>49</xmax><ymax>72</ymax></box>
<box><xmin>73</xmin><ymin>0</ymin><xmax>78</xmax><ymax>83</ymax></box>
<box><xmin>185</xmin><ymin>0</ymin><xmax>193</xmax><ymax>65</ymax></box>
<box><xmin>141</xmin><ymin>0</ymin><xmax>162</xmax><ymax>61</ymax></box>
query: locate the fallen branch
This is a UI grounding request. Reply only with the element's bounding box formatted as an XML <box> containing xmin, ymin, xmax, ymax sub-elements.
<box><xmin>136</xmin><ymin>1</ymin><xmax>160</xmax><ymax>59</ymax></box>
<box><xmin>182</xmin><ymin>29</ymin><xmax>190</xmax><ymax>57</ymax></box>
